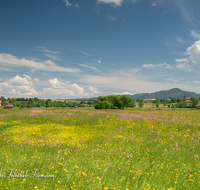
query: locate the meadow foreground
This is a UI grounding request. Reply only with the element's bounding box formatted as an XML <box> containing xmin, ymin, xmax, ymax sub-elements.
<box><xmin>0</xmin><ymin>108</ymin><xmax>200</xmax><ymax>189</ymax></box>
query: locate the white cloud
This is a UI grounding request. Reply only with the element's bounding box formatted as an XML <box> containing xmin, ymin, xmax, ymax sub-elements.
<box><xmin>143</xmin><ymin>62</ymin><xmax>173</xmax><ymax>69</ymax></box>
<box><xmin>0</xmin><ymin>66</ymin><xmax>13</xmax><ymax>71</ymax></box>
<box><xmin>76</xmin><ymin>63</ymin><xmax>103</xmax><ymax>74</ymax></box>
<box><xmin>176</xmin><ymin>37</ymin><xmax>185</xmax><ymax>43</ymax></box>
<box><xmin>0</xmin><ymin>75</ymin><xmax>94</xmax><ymax>98</ymax></box>
<box><xmin>0</xmin><ymin>75</ymin><xmax>39</xmax><ymax>97</ymax></box>
<box><xmin>37</xmin><ymin>47</ymin><xmax>58</xmax><ymax>54</ymax></box>
<box><xmin>0</xmin><ymin>78</ymin><xmax>4</xmax><ymax>81</ymax></box>
<box><xmin>175</xmin><ymin>58</ymin><xmax>188</xmax><ymax>62</ymax></box>
<box><xmin>43</xmin><ymin>78</ymin><xmax>90</xmax><ymax>97</ymax></box>
<box><xmin>106</xmin><ymin>14</ymin><xmax>118</xmax><ymax>22</ymax></box>
<box><xmin>186</xmin><ymin>40</ymin><xmax>200</xmax><ymax>66</ymax></box>
<box><xmin>79</xmin><ymin>68</ymin><xmax>200</xmax><ymax>94</ymax></box>
<box><xmin>176</xmin><ymin>63</ymin><xmax>192</xmax><ymax>71</ymax></box>
<box><xmin>97</xmin><ymin>0</ymin><xmax>123</xmax><ymax>7</ymax></box>
<box><xmin>44</xmin><ymin>54</ymin><xmax>62</xmax><ymax>61</ymax></box>
<box><xmin>98</xmin><ymin>60</ymin><xmax>102</xmax><ymax>63</ymax></box>
<box><xmin>89</xmin><ymin>86</ymin><xmax>101</xmax><ymax>94</ymax></box>
<box><xmin>151</xmin><ymin>3</ymin><xmax>157</xmax><ymax>7</ymax></box>
<box><xmin>0</xmin><ymin>53</ymin><xmax>80</xmax><ymax>72</ymax></box>
<box><xmin>190</xmin><ymin>30</ymin><xmax>200</xmax><ymax>39</ymax></box>
<box><xmin>185</xmin><ymin>81</ymin><xmax>200</xmax><ymax>84</ymax></box>
<box><xmin>113</xmin><ymin>91</ymin><xmax>132</xmax><ymax>95</ymax></box>
<box><xmin>64</xmin><ymin>0</ymin><xmax>79</xmax><ymax>8</ymax></box>
<box><xmin>68</xmin><ymin>48</ymin><xmax>91</xmax><ymax>56</ymax></box>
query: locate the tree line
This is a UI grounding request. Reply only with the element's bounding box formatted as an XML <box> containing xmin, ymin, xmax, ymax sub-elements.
<box><xmin>0</xmin><ymin>96</ymin><xmax>93</xmax><ymax>108</ymax></box>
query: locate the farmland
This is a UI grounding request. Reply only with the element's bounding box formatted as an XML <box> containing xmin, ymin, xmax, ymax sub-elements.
<box><xmin>0</xmin><ymin>108</ymin><xmax>200</xmax><ymax>189</ymax></box>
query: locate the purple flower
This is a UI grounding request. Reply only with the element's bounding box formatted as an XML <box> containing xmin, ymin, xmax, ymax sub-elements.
<box><xmin>57</xmin><ymin>150</ymin><xmax>60</xmax><ymax>154</ymax></box>
<box><xmin>194</xmin><ymin>154</ymin><xmax>199</xmax><ymax>158</ymax></box>
<box><xmin>175</xmin><ymin>142</ymin><xmax>178</xmax><ymax>147</ymax></box>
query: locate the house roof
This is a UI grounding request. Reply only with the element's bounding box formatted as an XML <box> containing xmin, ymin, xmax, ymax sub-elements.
<box><xmin>0</xmin><ymin>100</ymin><xmax>1</xmax><ymax>103</ymax></box>
<box><xmin>196</xmin><ymin>102</ymin><xmax>200</xmax><ymax>107</ymax></box>
<box><xmin>186</xmin><ymin>97</ymin><xmax>191</xmax><ymax>99</ymax></box>
<box><xmin>6</xmin><ymin>105</ymin><xmax>14</xmax><ymax>107</ymax></box>
<box><xmin>144</xmin><ymin>99</ymin><xmax>155</xmax><ymax>100</ymax></box>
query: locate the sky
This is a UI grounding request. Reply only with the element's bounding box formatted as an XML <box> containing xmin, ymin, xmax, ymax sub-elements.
<box><xmin>0</xmin><ymin>0</ymin><xmax>200</xmax><ymax>99</ymax></box>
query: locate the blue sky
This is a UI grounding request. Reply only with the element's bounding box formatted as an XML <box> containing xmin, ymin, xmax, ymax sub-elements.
<box><xmin>0</xmin><ymin>0</ymin><xmax>200</xmax><ymax>99</ymax></box>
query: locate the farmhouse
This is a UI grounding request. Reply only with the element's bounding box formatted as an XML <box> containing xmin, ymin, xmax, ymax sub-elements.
<box><xmin>0</xmin><ymin>100</ymin><xmax>1</xmax><ymax>106</ymax></box>
<box><xmin>144</xmin><ymin>99</ymin><xmax>156</xmax><ymax>103</ymax></box>
<box><xmin>186</xmin><ymin>97</ymin><xmax>191</xmax><ymax>101</ymax></box>
<box><xmin>196</xmin><ymin>102</ymin><xmax>200</xmax><ymax>109</ymax></box>
<box><xmin>6</xmin><ymin>105</ymin><xmax>14</xmax><ymax>109</ymax></box>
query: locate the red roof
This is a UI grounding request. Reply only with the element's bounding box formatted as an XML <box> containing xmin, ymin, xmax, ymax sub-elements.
<box><xmin>0</xmin><ymin>100</ymin><xmax>2</xmax><ymax>104</ymax></box>
<box><xmin>186</xmin><ymin>97</ymin><xmax>191</xmax><ymax>99</ymax></box>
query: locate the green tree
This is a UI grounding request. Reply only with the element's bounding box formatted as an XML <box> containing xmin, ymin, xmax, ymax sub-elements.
<box><xmin>0</xmin><ymin>96</ymin><xmax>6</xmax><ymax>106</ymax></box>
<box><xmin>184</xmin><ymin>95</ymin><xmax>186</xmax><ymax>101</ymax></box>
<box><xmin>120</xmin><ymin>95</ymin><xmax>132</xmax><ymax>109</ymax></box>
<box><xmin>46</xmin><ymin>99</ymin><xmax>52</xmax><ymax>107</ymax></box>
<box><xmin>139</xmin><ymin>99</ymin><xmax>143</xmax><ymax>108</ymax></box>
<box><xmin>129</xmin><ymin>100</ymin><xmax>136</xmax><ymax>108</ymax></box>
<box><xmin>9</xmin><ymin>98</ymin><xmax>16</xmax><ymax>104</ymax></box>
<box><xmin>29</xmin><ymin>98</ymin><xmax>34</xmax><ymax>108</ymax></box>
<box><xmin>163</xmin><ymin>99</ymin><xmax>167</xmax><ymax>106</ymax></box>
<box><xmin>191</xmin><ymin>97</ymin><xmax>199</xmax><ymax>108</ymax></box>
<box><xmin>155</xmin><ymin>98</ymin><xmax>160</xmax><ymax>108</ymax></box>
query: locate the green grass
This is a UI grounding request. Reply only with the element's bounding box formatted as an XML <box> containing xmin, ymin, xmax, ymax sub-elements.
<box><xmin>0</xmin><ymin>109</ymin><xmax>200</xmax><ymax>189</ymax></box>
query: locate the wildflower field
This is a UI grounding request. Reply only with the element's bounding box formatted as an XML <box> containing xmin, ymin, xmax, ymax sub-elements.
<box><xmin>0</xmin><ymin>108</ymin><xmax>200</xmax><ymax>190</ymax></box>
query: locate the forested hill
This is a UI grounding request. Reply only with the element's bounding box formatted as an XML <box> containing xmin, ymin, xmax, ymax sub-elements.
<box><xmin>130</xmin><ymin>88</ymin><xmax>200</xmax><ymax>100</ymax></box>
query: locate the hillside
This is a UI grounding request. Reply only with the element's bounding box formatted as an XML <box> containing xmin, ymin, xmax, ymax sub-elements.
<box><xmin>130</xmin><ymin>88</ymin><xmax>200</xmax><ymax>100</ymax></box>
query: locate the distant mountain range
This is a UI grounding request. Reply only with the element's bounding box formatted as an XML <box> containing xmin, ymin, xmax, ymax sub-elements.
<box><xmin>60</xmin><ymin>88</ymin><xmax>200</xmax><ymax>101</ymax></box>
<box><xmin>130</xmin><ymin>88</ymin><xmax>200</xmax><ymax>100</ymax></box>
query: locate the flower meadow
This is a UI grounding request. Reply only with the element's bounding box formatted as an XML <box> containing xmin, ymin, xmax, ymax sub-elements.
<box><xmin>0</xmin><ymin>108</ymin><xmax>200</xmax><ymax>190</ymax></box>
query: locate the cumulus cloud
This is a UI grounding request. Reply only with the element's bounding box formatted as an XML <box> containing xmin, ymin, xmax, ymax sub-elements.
<box><xmin>143</xmin><ymin>62</ymin><xmax>173</xmax><ymax>69</ymax></box>
<box><xmin>89</xmin><ymin>86</ymin><xmax>101</xmax><ymax>94</ymax></box>
<box><xmin>0</xmin><ymin>75</ymin><xmax>39</xmax><ymax>97</ymax></box>
<box><xmin>0</xmin><ymin>75</ymin><xmax>93</xmax><ymax>98</ymax></box>
<box><xmin>97</xmin><ymin>0</ymin><xmax>123</xmax><ymax>7</ymax></box>
<box><xmin>98</xmin><ymin>60</ymin><xmax>102</xmax><ymax>63</ymax></box>
<box><xmin>190</xmin><ymin>30</ymin><xmax>200</xmax><ymax>39</ymax></box>
<box><xmin>43</xmin><ymin>78</ymin><xmax>90</xmax><ymax>97</ymax></box>
<box><xmin>186</xmin><ymin>40</ymin><xmax>200</xmax><ymax>66</ymax></box>
<box><xmin>0</xmin><ymin>53</ymin><xmax>80</xmax><ymax>72</ymax></box>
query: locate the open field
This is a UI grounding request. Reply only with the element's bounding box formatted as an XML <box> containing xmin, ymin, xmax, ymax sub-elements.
<box><xmin>0</xmin><ymin>108</ymin><xmax>200</xmax><ymax>189</ymax></box>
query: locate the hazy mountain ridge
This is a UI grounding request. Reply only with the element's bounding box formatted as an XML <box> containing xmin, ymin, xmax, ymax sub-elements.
<box><xmin>130</xmin><ymin>88</ymin><xmax>200</xmax><ymax>100</ymax></box>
